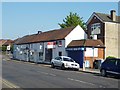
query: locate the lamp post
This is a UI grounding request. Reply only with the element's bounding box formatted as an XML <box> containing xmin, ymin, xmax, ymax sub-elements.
<box><xmin>92</xmin><ymin>46</ymin><xmax>94</xmax><ymax>69</ymax></box>
<box><xmin>82</xmin><ymin>39</ymin><xmax>86</xmax><ymax>71</ymax></box>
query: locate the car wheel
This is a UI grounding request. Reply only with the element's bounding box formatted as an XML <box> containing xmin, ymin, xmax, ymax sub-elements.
<box><xmin>51</xmin><ymin>63</ymin><xmax>55</xmax><ymax>68</ymax></box>
<box><xmin>101</xmin><ymin>69</ymin><xmax>107</xmax><ymax>77</ymax></box>
<box><xmin>75</xmin><ymin>68</ymin><xmax>79</xmax><ymax>71</ymax></box>
<box><xmin>61</xmin><ymin>64</ymin><xmax>65</xmax><ymax>70</ymax></box>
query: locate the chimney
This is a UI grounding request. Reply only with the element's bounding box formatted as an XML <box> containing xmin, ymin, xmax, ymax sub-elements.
<box><xmin>38</xmin><ymin>31</ymin><xmax>42</xmax><ymax>34</ymax></box>
<box><xmin>110</xmin><ymin>10</ymin><xmax>116</xmax><ymax>21</ymax></box>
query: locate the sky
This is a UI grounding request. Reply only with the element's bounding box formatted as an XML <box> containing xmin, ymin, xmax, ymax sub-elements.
<box><xmin>2</xmin><ymin>2</ymin><xmax>118</xmax><ymax>40</ymax></box>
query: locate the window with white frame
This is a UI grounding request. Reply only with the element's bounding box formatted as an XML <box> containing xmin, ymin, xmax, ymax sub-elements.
<box><xmin>91</xmin><ymin>23</ymin><xmax>101</xmax><ymax>35</ymax></box>
<box><xmin>58</xmin><ymin>40</ymin><xmax>62</xmax><ymax>47</ymax></box>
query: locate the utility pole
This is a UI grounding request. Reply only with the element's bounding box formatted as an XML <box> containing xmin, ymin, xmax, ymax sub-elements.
<box><xmin>92</xmin><ymin>46</ymin><xmax>94</xmax><ymax>68</ymax></box>
<box><xmin>82</xmin><ymin>39</ymin><xmax>86</xmax><ymax>71</ymax></box>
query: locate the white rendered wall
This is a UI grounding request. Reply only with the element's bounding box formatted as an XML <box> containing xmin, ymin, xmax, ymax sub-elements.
<box><xmin>65</xmin><ymin>25</ymin><xmax>87</xmax><ymax>47</ymax></box>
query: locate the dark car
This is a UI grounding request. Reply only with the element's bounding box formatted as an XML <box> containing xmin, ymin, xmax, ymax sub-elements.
<box><xmin>100</xmin><ymin>58</ymin><xmax>120</xmax><ymax>77</ymax></box>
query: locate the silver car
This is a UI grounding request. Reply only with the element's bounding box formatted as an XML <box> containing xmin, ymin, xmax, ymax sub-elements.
<box><xmin>51</xmin><ymin>56</ymin><xmax>80</xmax><ymax>71</ymax></box>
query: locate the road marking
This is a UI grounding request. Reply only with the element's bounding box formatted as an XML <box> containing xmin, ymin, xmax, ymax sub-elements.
<box><xmin>41</xmin><ymin>72</ymin><xmax>49</xmax><ymax>75</ymax></box>
<box><xmin>2</xmin><ymin>79</ymin><xmax>20</xmax><ymax>88</ymax></box>
<box><xmin>38</xmin><ymin>71</ymin><xmax>56</xmax><ymax>77</ymax></box>
<box><xmin>49</xmin><ymin>73</ymin><xmax>56</xmax><ymax>76</ymax></box>
<box><xmin>67</xmin><ymin>78</ymin><xmax>96</xmax><ymax>86</ymax></box>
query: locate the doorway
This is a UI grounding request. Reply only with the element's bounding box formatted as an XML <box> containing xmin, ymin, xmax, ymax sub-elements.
<box><xmin>45</xmin><ymin>48</ymin><xmax>52</xmax><ymax>62</ymax></box>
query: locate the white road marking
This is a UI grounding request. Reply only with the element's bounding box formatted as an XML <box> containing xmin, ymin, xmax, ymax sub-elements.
<box><xmin>38</xmin><ymin>71</ymin><xmax>56</xmax><ymax>77</ymax></box>
<box><xmin>67</xmin><ymin>78</ymin><xmax>96</xmax><ymax>86</ymax></box>
<box><xmin>40</xmin><ymin>72</ymin><xmax>49</xmax><ymax>75</ymax></box>
<box><xmin>2</xmin><ymin>79</ymin><xmax>20</xmax><ymax>88</ymax></box>
<box><xmin>49</xmin><ymin>73</ymin><xmax>56</xmax><ymax>76</ymax></box>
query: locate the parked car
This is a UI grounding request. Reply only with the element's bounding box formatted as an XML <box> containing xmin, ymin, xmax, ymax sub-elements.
<box><xmin>100</xmin><ymin>58</ymin><xmax>120</xmax><ymax>77</ymax></box>
<box><xmin>51</xmin><ymin>56</ymin><xmax>80</xmax><ymax>71</ymax></box>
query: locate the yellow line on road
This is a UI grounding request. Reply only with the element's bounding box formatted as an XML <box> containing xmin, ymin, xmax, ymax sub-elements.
<box><xmin>2</xmin><ymin>79</ymin><xmax>20</xmax><ymax>88</ymax></box>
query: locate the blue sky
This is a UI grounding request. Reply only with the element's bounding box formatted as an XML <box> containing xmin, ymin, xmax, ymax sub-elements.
<box><xmin>2</xmin><ymin>2</ymin><xmax>118</xmax><ymax>40</ymax></box>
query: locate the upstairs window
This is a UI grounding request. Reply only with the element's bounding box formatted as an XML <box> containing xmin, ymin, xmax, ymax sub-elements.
<box><xmin>91</xmin><ymin>23</ymin><xmax>101</xmax><ymax>35</ymax></box>
<box><xmin>58</xmin><ymin>41</ymin><xmax>62</xmax><ymax>47</ymax></box>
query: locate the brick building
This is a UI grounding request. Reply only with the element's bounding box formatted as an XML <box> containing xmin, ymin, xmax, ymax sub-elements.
<box><xmin>86</xmin><ymin>10</ymin><xmax>120</xmax><ymax>58</ymax></box>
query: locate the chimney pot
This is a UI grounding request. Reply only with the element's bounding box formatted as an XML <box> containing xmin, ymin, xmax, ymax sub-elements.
<box><xmin>38</xmin><ymin>31</ymin><xmax>42</xmax><ymax>34</ymax></box>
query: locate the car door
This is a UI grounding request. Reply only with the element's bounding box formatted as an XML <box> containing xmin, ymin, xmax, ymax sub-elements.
<box><xmin>106</xmin><ymin>59</ymin><xmax>117</xmax><ymax>74</ymax></box>
<box><xmin>54</xmin><ymin>57</ymin><xmax>61</xmax><ymax>66</ymax></box>
<box><xmin>56</xmin><ymin>57</ymin><xmax>62</xmax><ymax>66</ymax></box>
<box><xmin>53</xmin><ymin>57</ymin><xmax>59</xmax><ymax>66</ymax></box>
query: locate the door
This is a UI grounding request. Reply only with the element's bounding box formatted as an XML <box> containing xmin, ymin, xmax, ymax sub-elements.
<box><xmin>68</xmin><ymin>50</ymin><xmax>83</xmax><ymax>68</ymax></box>
<box><xmin>45</xmin><ymin>48</ymin><xmax>52</xmax><ymax>62</ymax></box>
<box><xmin>106</xmin><ymin>59</ymin><xmax>117</xmax><ymax>74</ymax></box>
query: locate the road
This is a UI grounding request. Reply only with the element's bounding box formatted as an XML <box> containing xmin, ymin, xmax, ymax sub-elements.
<box><xmin>2</xmin><ymin>54</ymin><xmax>119</xmax><ymax>88</ymax></box>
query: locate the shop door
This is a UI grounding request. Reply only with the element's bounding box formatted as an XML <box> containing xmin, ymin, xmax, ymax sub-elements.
<box><xmin>45</xmin><ymin>48</ymin><xmax>52</xmax><ymax>62</ymax></box>
<box><xmin>68</xmin><ymin>50</ymin><xmax>83</xmax><ymax>68</ymax></box>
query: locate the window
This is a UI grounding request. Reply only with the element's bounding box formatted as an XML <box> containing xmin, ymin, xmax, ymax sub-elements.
<box><xmin>31</xmin><ymin>44</ymin><xmax>33</xmax><ymax>48</ymax></box>
<box><xmin>106</xmin><ymin>59</ymin><xmax>116</xmax><ymax>65</ymax></box>
<box><xmin>117</xmin><ymin>59</ymin><xmax>120</xmax><ymax>66</ymax></box>
<box><xmin>58</xmin><ymin>41</ymin><xmax>62</xmax><ymax>47</ymax></box>
<box><xmin>91</xmin><ymin>23</ymin><xmax>101</xmax><ymax>35</ymax></box>
<box><xmin>59</xmin><ymin>52</ymin><xmax>62</xmax><ymax>56</ymax></box>
<box><xmin>63</xmin><ymin>57</ymin><xmax>74</xmax><ymax>62</ymax></box>
<box><xmin>55</xmin><ymin>57</ymin><xmax>62</xmax><ymax>60</ymax></box>
<box><xmin>39</xmin><ymin>52</ymin><xmax>43</xmax><ymax>60</ymax></box>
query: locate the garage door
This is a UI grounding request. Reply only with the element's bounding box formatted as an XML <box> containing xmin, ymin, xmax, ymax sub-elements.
<box><xmin>68</xmin><ymin>50</ymin><xmax>83</xmax><ymax>68</ymax></box>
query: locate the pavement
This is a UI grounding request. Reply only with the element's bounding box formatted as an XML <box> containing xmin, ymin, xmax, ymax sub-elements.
<box><xmin>79</xmin><ymin>68</ymin><xmax>100</xmax><ymax>74</ymax></box>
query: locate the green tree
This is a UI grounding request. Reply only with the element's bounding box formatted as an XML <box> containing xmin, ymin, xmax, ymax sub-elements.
<box><xmin>58</xmin><ymin>12</ymin><xmax>86</xmax><ymax>29</ymax></box>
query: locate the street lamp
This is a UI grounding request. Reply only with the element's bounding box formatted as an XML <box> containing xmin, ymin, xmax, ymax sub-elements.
<box><xmin>82</xmin><ymin>39</ymin><xmax>86</xmax><ymax>71</ymax></box>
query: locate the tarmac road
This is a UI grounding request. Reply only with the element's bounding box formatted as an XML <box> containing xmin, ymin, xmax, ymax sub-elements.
<box><xmin>2</xmin><ymin>57</ymin><xmax>119</xmax><ymax>88</ymax></box>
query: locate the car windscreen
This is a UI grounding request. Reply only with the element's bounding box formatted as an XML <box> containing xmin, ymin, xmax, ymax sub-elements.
<box><xmin>63</xmin><ymin>57</ymin><xmax>74</xmax><ymax>62</ymax></box>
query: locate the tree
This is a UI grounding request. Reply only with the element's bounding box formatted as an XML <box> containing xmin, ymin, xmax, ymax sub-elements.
<box><xmin>58</xmin><ymin>12</ymin><xmax>86</xmax><ymax>29</ymax></box>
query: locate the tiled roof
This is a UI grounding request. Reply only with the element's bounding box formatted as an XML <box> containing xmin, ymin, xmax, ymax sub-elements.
<box><xmin>95</xmin><ymin>12</ymin><xmax>120</xmax><ymax>23</ymax></box>
<box><xmin>3</xmin><ymin>40</ymin><xmax>14</xmax><ymax>46</ymax></box>
<box><xmin>67</xmin><ymin>39</ymin><xmax>105</xmax><ymax>48</ymax></box>
<box><xmin>14</xmin><ymin>26</ymin><xmax>75</xmax><ymax>44</ymax></box>
<box><xmin>0</xmin><ymin>39</ymin><xmax>7</xmax><ymax>47</ymax></box>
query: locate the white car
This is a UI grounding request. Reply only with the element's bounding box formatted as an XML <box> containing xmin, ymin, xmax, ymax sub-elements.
<box><xmin>51</xmin><ymin>56</ymin><xmax>80</xmax><ymax>71</ymax></box>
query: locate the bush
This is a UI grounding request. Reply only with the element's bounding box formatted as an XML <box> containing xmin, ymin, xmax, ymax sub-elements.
<box><xmin>2</xmin><ymin>46</ymin><xmax>7</xmax><ymax>51</ymax></box>
<box><xmin>106</xmin><ymin>56</ymin><xmax>116</xmax><ymax>59</ymax></box>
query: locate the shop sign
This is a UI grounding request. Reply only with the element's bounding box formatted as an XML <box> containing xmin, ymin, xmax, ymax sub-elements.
<box><xmin>7</xmin><ymin>45</ymin><xmax>10</xmax><ymax>50</ymax></box>
<box><xmin>66</xmin><ymin>47</ymin><xmax>85</xmax><ymax>51</ymax></box>
<box><xmin>47</xmin><ymin>42</ymin><xmax>55</xmax><ymax>49</ymax></box>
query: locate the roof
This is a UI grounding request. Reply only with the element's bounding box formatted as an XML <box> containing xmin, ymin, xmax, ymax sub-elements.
<box><xmin>14</xmin><ymin>26</ymin><xmax>75</xmax><ymax>45</ymax></box>
<box><xmin>94</xmin><ymin>12</ymin><xmax>120</xmax><ymax>23</ymax></box>
<box><xmin>67</xmin><ymin>39</ymin><xmax>105</xmax><ymax>48</ymax></box>
<box><xmin>3</xmin><ymin>40</ymin><xmax>14</xmax><ymax>46</ymax></box>
<box><xmin>0</xmin><ymin>39</ymin><xmax>7</xmax><ymax>46</ymax></box>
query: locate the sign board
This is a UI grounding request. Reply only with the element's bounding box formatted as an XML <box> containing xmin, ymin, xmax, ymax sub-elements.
<box><xmin>40</xmin><ymin>45</ymin><xmax>42</xmax><ymax>50</ymax></box>
<box><xmin>47</xmin><ymin>42</ymin><xmax>55</xmax><ymax>49</ymax></box>
<box><xmin>7</xmin><ymin>45</ymin><xmax>10</xmax><ymax>50</ymax></box>
<box><xmin>66</xmin><ymin>47</ymin><xmax>85</xmax><ymax>51</ymax></box>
